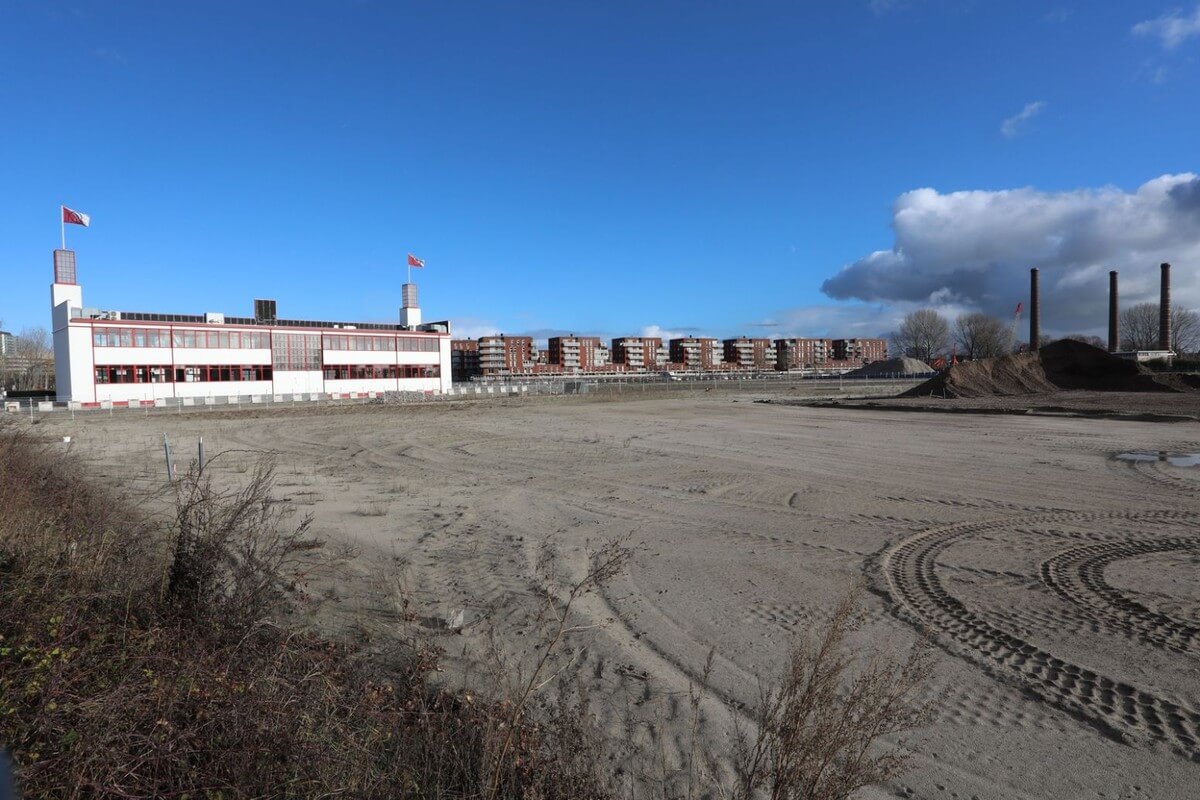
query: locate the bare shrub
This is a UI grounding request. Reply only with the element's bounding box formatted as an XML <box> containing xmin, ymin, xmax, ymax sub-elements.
<box><xmin>0</xmin><ymin>423</ymin><xmax>616</xmax><ymax>798</ymax></box>
<box><xmin>482</xmin><ymin>537</ymin><xmax>633</xmax><ymax>799</ymax></box>
<box><xmin>730</xmin><ymin>587</ymin><xmax>933</xmax><ymax>800</ymax></box>
<box><xmin>0</xmin><ymin>420</ymin><xmax>932</xmax><ymax>799</ymax></box>
<box><xmin>355</xmin><ymin>499</ymin><xmax>391</xmax><ymax>516</ymax></box>
<box><xmin>166</xmin><ymin>457</ymin><xmax>318</xmax><ymax>631</ymax></box>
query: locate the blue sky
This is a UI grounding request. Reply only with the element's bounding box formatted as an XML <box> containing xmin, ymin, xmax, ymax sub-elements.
<box><xmin>2</xmin><ymin>1</ymin><xmax>1198</xmax><ymax>342</ymax></box>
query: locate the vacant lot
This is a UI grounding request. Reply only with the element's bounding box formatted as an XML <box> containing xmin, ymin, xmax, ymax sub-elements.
<box><xmin>39</xmin><ymin>393</ymin><xmax>1200</xmax><ymax>798</ymax></box>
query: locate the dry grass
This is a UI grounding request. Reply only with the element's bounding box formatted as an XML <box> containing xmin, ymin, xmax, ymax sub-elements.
<box><xmin>0</xmin><ymin>421</ymin><xmax>608</xmax><ymax>799</ymax></box>
<box><xmin>730</xmin><ymin>587</ymin><xmax>934</xmax><ymax>800</ymax></box>
<box><xmin>0</xmin><ymin>418</ymin><xmax>932</xmax><ymax>799</ymax></box>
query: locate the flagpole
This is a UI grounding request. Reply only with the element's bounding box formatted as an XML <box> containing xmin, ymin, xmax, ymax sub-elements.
<box><xmin>60</xmin><ymin>206</ymin><xmax>65</xmax><ymax>250</ymax></box>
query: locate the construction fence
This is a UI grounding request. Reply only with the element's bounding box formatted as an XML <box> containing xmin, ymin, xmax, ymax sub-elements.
<box><xmin>2</xmin><ymin>373</ymin><xmax>932</xmax><ymax>419</ymax></box>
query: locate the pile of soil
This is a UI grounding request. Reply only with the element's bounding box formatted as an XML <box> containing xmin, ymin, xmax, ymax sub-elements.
<box><xmin>845</xmin><ymin>357</ymin><xmax>933</xmax><ymax>377</ymax></box>
<box><xmin>902</xmin><ymin>339</ymin><xmax>1199</xmax><ymax>399</ymax></box>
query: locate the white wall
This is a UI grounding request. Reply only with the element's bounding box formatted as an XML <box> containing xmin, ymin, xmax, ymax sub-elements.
<box><xmin>92</xmin><ymin>345</ymin><xmax>270</xmax><ymax>366</ymax></box>
<box><xmin>93</xmin><ymin>346</ymin><xmax>174</xmax><ymax>365</ymax></box>
<box><xmin>97</xmin><ymin>383</ymin><xmax>178</xmax><ymax>403</ymax></box>
<box><xmin>56</xmin><ymin>322</ymin><xmax>95</xmax><ymax>403</ymax></box>
<box><xmin>324</xmin><ymin>377</ymin><xmax>441</xmax><ymax>395</ymax></box>
<box><xmin>95</xmin><ymin>381</ymin><xmax>277</xmax><ymax>402</ymax></box>
<box><xmin>273</xmin><ymin>370</ymin><xmax>324</xmax><ymax>395</ymax></box>
<box><xmin>396</xmin><ymin>351</ymin><xmax>440</xmax><ymax>365</ymax></box>
<box><xmin>170</xmin><ymin>380</ymin><xmax>274</xmax><ymax>399</ymax></box>
<box><xmin>438</xmin><ymin>337</ymin><xmax>452</xmax><ymax>392</ymax></box>
<box><xmin>324</xmin><ymin>349</ymin><xmax>400</xmax><ymax>366</ymax></box>
<box><xmin>170</xmin><ymin>347</ymin><xmax>272</xmax><ymax>365</ymax></box>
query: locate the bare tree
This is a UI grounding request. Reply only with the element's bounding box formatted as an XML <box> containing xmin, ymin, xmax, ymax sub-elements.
<box><xmin>1119</xmin><ymin>303</ymin><xmax>1200</xmax><ymax>353</ymax></box>
<box><xmin>2</xmin><ymin>326</ymin><xmax>54</xmax><ymax>392</ymax></box>
<box><xmin>1173</xmin><ymin>307</ymin><xmax>1200</xmax><ymax>354</ymax></box>
<box><xmin>953</xmin><ymin>312</ymin><xmax>1010</xmax><ymax>359</ymax></box>
<box><xmin>891</xmin><ymin>309</ymin><xmax>950</xmax><ymax>363</ymax></box>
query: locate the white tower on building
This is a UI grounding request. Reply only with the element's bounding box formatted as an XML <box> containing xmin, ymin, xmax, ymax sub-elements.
<box><xmin>400</xmin><ymin>282</ymin><xmax>421</xmax><ymax>328</ymax></box>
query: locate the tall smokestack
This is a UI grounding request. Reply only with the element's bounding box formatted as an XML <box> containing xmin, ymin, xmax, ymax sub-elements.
<box><xmin>1108</xmin><ymin>270</ymin><xmax>1119</xmax><ymax>352</ymax></box>
<box><xmin>1029</xmin><ymin>267</ymin><xmax>1041</xmax><ymax>352</ymax></box>
<box><xmin>1159</xmin><ymin>262</ymin><xmax>1171</xmax><ymax>351</ymax></box>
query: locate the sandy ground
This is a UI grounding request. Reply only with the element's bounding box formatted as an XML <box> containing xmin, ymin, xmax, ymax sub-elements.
<box><xmin>794</xmin><ymin>390</ymin><xmax>1200</xmax><ymax>422</ymax></box>
<box><xmin>35</xmin><ymin>391</ymin><xmax>1200</xmax><ymax>798</ymax></box>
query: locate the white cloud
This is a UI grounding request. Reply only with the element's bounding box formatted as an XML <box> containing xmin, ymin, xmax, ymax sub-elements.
<box><xmin>819</xmin><ymin>174</ymin><xmax>1200</xmax><ymax>337</ymax></box>
<box><xmin>1000</xmin><ymin>100</ymin><xmax>1047</xmax><ymax>138</ymax></box>
<box><xmin>1044</xmin><ymin>8</ymin><xmax>1072</xmax><ymax>24</ymax></box>
<box><xmin>450</xmin><ymin>317</ymin><xmax>502</xmax><ymax>340</ymax></box>
<box><xmin>640</xmin><ymin>324</ymin><xmax>691</xmax><ymax>342</ymax></box>
<box><xmin>754</xmin><ymin>297</ymin><xmax>981</xmax><ymax>342</ymax></box>
<box><xmin>869</xmin><ymin>0</ymin><xmax>900</xmax><ymax>15</ymax></box>
<box><xmin>1133</xmin><ymin>5</ymin><xmax>1200</xmax><ymax>50</ymax></box>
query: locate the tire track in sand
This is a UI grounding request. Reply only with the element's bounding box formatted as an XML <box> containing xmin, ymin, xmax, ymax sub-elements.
<box><xmin>1040</xmin><ymin>537</ymin><xmax>1200</xmax><ymax>652</ymax></box>
<box><xmin>880</xmin><ymin>509</ymin><xmax>1200</xmax><ymax>761</ymax></box>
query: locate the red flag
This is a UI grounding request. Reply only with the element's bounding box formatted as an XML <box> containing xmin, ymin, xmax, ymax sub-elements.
<box><xmin>407</xmin><ymin>254</ymin><xmax>425</xmax><ymax>268</ymax></box>
<box><xmin>62</xmin><ymin>206</ymin><xmax>91</xmax><ymax>227</ymax></box>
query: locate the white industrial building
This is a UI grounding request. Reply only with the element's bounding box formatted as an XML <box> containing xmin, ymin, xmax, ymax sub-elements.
<box><xmin>50</xmin><ymin>249</ymin><xmax>452</xmax><ymax>405</ymax></box>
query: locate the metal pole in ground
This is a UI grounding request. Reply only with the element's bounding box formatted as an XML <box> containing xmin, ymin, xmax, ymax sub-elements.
<box><xmin>163</xmin><ymin>434</ymin><xmax>176</xmax><ymax>481</ymax></box>
<box><xmin>198</xmin><ymin>436</ymin><xmax>205</xmax><ymax>476</ymax></box>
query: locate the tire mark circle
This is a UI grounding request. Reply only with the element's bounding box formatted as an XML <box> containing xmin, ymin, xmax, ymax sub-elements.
<box><xmin>880</xmin><ymin>509</ymin><xmax>1200</xmax><ymax>761</ymax></box>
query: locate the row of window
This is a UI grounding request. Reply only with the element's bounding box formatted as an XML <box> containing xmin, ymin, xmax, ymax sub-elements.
<box><xmin>93</xmin><ymin>327</ymin><xmax>441</xmax><ymax>353</ymax></box>
<box><xmin>93</xmin><ymin>328</ymin><xmax>273</xmax><ymax>349</ymax></box>
<box><xmin>94</xmin><ymin>363</ymin><xmax>441</xmax><ymax>384</ymax></box>
<box><xmin>94</xmin><ymin>365</ymin><xmax>275</xmax><ymax>384</ymax></box>
<box><xmin>321</xmin><ymin>335</ymin><xmax>440</xmax><ymax>352</ymax></box>
<box><xmin>323</xmin><ymin>364</ymin><xmax>441</xmax><ymax>380</ymax></box>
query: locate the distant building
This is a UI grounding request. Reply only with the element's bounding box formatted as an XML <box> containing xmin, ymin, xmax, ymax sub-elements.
<box><xmin>547</xmin><ymin>336</ymin><xmax>607</xmax><ymax>373</ymax></box>
<box><xmin>478</xmin><ymin>335</ymin><xmax>534</xmax><ymax>376</ymax></box>
<box><xmin>450</xmin><ymin>339</ymin><xmax>481</xmax><ymax>381</ymax></box>
<box><xmin>0</xmin><ymin>330</ymin><xmax>13</xmax><ymax>357</ymax></box>
<box><xmin>774</xmin><ymin>338</ymin><xmax>833</xmax><ymax>370</ymax></box>
<box><xmin>668</xmin><ymin>337</ymin><xmax>717</xmax><ymax>370</ymax></box>
<box><xmin>611</xmin><ymin>337</ymin><xmax>665</xmax><ymax>370</ymax></box>
<box><xmin>48</xmin><ymin>249</ymin><xmax>451</xmax><ymax>403</ymax></box>
<box><xmin>722</xmin><ymin>337</ymin><xmax>775</xmax><ymax>369</ymax></box>
<box><xmin>833</xmin><ymin>338</ymin><xmax>887</xmax><ymax>364</ymax></box>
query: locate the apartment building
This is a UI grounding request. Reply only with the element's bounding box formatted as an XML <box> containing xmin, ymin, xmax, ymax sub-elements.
<box><xmin>774</xmin><ymin>338</ymin><xmax>833</xmax><ymax>370</ymax></box>
<box><xmin>611</xmin><ymin>336</ymin><xmax>664</xmax><ymax>370</ymax></box>
<box><xmin>478</xmin><ymin>335</ymin><xmax>534</xmax><ymax>376</ymax></box>
<box><xmin>547</xmin><ymin>336</ymin><xmax>609</xmax><ymax>373</ymax></box>
<box><xmin>668</xmin><ymin>337</ymin><xmax>717</xmax><ymax>370</ymax></box>
<box><xmin>833</xmin><ymin>338</ymin><xmax>887</xmax><ymax>364</ymax></box>
<box><xmin>722</xmin><ymin>337</ymin><xmax>776</xmax><ymax>369</ymax></box>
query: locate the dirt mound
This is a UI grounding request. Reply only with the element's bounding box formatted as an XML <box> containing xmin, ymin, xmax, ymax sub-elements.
<box><xmin>845</xmin><ymin>357</ymin><xmax>932</xmax><ymax>377</ymax></box>
<box><xmin>902</xmin><ymin>339</ymin><xmax>1193</xmax><ymax>398</ymax></box>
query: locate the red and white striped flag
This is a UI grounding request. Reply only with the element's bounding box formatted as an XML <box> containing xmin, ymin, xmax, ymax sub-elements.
<box><xmin>407</xmin><ymin>253</ymin><xmax>425</xmax><ymax>268</ymax></box>
<box><xmin>62</xmin><ymin>206</ymin><xmax>90</xmax><ymax>227</ymax></box>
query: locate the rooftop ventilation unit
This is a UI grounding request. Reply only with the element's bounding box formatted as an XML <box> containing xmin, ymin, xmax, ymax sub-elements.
<box><xmin>254</xmin><ymin>298</ymin><xmax>277</xmax><ymax>324</ymax></box>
